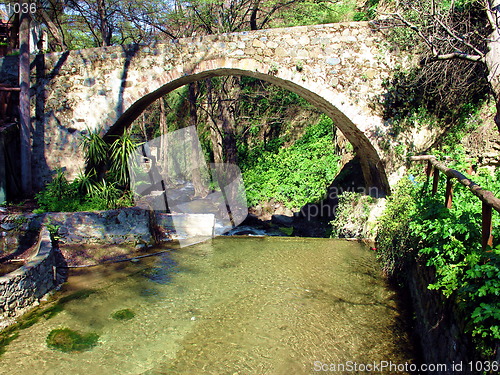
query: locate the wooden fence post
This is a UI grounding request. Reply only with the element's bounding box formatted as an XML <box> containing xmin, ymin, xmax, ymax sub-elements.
<box><xmin>482</xmin><ymin>202</ymin><xmax>493</xmax><ymax>251</ymax></box>
<box><xmin>425</xmin><ymin>160</ymin><xmax>433</xmax><ymax>186</ymax></box>
<box><xmin>432</xmin><ymin>169</ymin><xmax>440</xmax><ymax>195</ymax></box>
<box><xmin>445</xmin><ymin>177</ymin><xmax>453</xmax><ymax>209</ymax></box>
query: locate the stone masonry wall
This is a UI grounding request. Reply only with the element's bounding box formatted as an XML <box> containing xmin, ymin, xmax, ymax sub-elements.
<box><xmin>44</xmin><ymin>207</ymin><xmax>155</xmax><ymax>246</ymax></box>
<box><xmin>408</xmin><ymin>261</ymin><xmax>476</xmax><ymax>372</ymax></box>
<box><xmin>0</xmin><ymin>227</ymin><xmax>59</xmax><ymax>326</ymax></box>
<box><xmin>0</xmin><ymin>21</ymin><xmax>425</xmax><ymax>193</ymax></box>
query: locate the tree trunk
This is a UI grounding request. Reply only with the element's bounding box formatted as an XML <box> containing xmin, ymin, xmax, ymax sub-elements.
<box><xmin>19</xmin><ymin>1</ymin><xmax>32</xmax><ymax>197</ymax></box>
<box><xmin>188</xmin><ymin>82</ymin><xmax>208</xmax><ymax>197</ymax></box>
<box><xmin>97</xmin><ymin>0</ymin><xmax>112</xmax><ymax>46</ymax></box>
<box><xmin>207</xmin><ymin>78</ymin><xmax>224</xmax><ymax>164</ymax></box>
<box><xmin>486</xmin><ymin>1</ymin><xmax>500</xmax><ymax>131</ymax></box>
<box><xmin>158</xmin><ymin>97</ymin><xmax>170</xmax><ymax>183</ymax></box>
<box><xmin>217</xmin><ymin>77</ymin><xmax>238</xmax><ymax>166</ymax></box>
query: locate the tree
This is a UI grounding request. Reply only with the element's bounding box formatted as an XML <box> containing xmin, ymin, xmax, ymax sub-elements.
<box><xmin>377</xmin><ymin>0</ymin><xmax>500</xmax><ymax>131</ymax></box>
<box><xmin>19</xmin><ymin>0</ymin><xmax>32</xmax><ymax>196</ymax></box>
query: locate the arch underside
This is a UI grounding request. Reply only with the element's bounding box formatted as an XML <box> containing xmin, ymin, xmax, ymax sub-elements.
<box><xmin>106</xmin><ymin>68</ymin><xmax>390</xmax><ymax>196</ymax></box>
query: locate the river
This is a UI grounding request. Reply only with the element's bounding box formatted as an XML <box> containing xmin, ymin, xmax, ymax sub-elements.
<box><xmin>0</xmin><ymin>237</ymin><xmax>416</xmax><ymax>374</ymax></box>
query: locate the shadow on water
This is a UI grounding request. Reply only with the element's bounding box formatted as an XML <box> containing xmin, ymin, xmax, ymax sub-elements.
<box><xmin>387</xmin><ymin>281</ymin><xmax>426</xmax><ymax>373</ymax></box>
<box><xmin>141</xmin><ymin>252</ymin><xmax>179</xmax><ymax>284</ymax></box>
<box><xmin>1</xmin><ymin>238</ymin><xmax>423</xmax><ymax>373</ymax></box>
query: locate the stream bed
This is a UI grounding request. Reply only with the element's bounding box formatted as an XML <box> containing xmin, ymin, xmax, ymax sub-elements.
<box><xmin>0</xmin><ymin>237</ymin><xmax>416</xmax><ymax>374</ymax></box>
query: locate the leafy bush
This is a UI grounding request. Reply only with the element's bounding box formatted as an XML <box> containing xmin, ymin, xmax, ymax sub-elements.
<box><xmin>35</xmin><ymin>129</ymin><xmax>138</xmax><ymax>213</ymax></box>
<box><xmin>376</xmin><ymin>155</ymin><xmax>500</xmax><ymax>358</ymax></box>
<box><xmin>376</xmin><ymin>177</ymin><xmax>418</xmax><ymax>277</ymax></box>
<box><xmin>241</xmin><ymin>115</ymin><xmax>340</xmax><ymax>209</ymax></box>
<box><xmin>330</xmin><ymin>192</ymin><xmax>375</xmax><ymax>238</ymax></box>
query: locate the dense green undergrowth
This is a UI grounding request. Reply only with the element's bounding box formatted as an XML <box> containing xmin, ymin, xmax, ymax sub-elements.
<box><xmin>377</xmin><ymin>150</ymin><xmax>500</xmax><ymax>358</ymax></box>
<box><xmin>240</xmin><ymin>114</ymin><xmax>340</xmax><ymax>209</ymax></box>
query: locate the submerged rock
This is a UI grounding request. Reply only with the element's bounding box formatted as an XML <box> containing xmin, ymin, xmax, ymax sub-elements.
<box><xmin>46</xmin><ymin>328</ymin><xmax>99</xmax><ymax>352</ymax></box>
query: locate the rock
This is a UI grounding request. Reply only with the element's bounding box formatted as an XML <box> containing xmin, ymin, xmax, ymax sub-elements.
<box><xmin>298</xmin><ymin>35</ymin><xmax>310</xmax><ymax>45</ymax></box>
<box><xmin>0</xmin><ymin>223</ymin><xmax>16</xmax><ymax>231</ymax></box>
<box><xmin>252</xmin><ymin>39</ymin><xmax>264</xmax><ymax>48</ymax></box>
<box><xmin>135</xmin><ymin>243</ymin><xmax>147</xmax><ymax>251</ymax></box>
<box><xmin>364</xmin><ymin>68</ymin><xmax>377</xmax><ymax>79</ymax></box>
<box><xmin>326</xmin><ymin>57</ymin><xmax>341</xmax><ymax>65</ymax></box>
<box><xmin>271</xmin><ymin>215</ymin><xmax>294</xmax><ymax>227</ymax></box>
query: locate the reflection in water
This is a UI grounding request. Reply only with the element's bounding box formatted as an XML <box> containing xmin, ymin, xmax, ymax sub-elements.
<box><xmin>0</xmin><ymin>237</ymin><xmax>415</xmax><ymax>374</ymax></box>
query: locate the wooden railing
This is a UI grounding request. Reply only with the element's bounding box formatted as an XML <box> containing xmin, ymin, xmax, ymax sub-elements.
<box><xmin>411</xmin><ymin>155</ymin><xmax>500</xmax><ymax>250</ymax></box>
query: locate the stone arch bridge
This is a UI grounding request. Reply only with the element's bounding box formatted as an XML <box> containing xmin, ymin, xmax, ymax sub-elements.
<box><xmin>0</xmin><ymin>21</ymin><xmax>413</xmax><ymax>193</ymax></box>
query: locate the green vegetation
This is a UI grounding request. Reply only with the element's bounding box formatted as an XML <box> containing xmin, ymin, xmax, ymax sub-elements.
<box><xmin>35</xmin><ymin>129</ymin><xmax>139</xmax><ymax>213</ymax></box>
<box><xmin>329</xmin><ymin>192</ymin><xmax>375</xmax><ymax>238</ymax></box>
<box><xmin>111</xmin><ymin>309</ymin><xmax>136</xmax><ymax>321</ymax></box>
<box><xmin>46</xmin><ymin>328</ymin><xmax>99</xmax><ymax>353</ymax></box>
<box><xmin>278</xmin><ymin>0</ymin><xmax>379</xmax><ymax>27</ymax></box>
<box><xmin>0</xmin><ymin>289</ymin><xmax>96</xmax><ymax>356</ymax></box>
<box><xmin>376</xmin><ymin>150</ymin><xmax>500</xmax><ymax>358</ymax></box>
<box><xmin>240</xmin><ymin>114</ymin><xmax>340</xmax><ymax>209</ymax></box>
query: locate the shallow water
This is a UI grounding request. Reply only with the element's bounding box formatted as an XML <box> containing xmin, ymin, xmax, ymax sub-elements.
<box><xmin>0</xmin><ymin>237</ymin><xmax>415</xmax><ymax>374</ymax></box>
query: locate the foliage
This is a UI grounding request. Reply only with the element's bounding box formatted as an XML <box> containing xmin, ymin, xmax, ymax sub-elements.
<box><xmin>46</xmin><ymin>328</ymin><xmax>99</xmax><ymax>353</ymax></box>
<box><xmin>329</xmin><ymin>192</ymin><xmax>375</xmax><ymax>238</ymax></box>
<box><xmin>376</xmin><ymin>152</ymin><xmax>500</xmax><ymax>358</ymax></box>
<box><xmin>376</xmin><ymin>177</ymin><xmax>418</xmax><ymax>277</ymax></box>
<box><xmin>34</xmin><ymin>169</ymin><xmax>84</xmax><ymax>213</ymax></box>
<box><xmin>277</xmin><ymin>0</ymin><xmax>376</xmax><ymax>27</ymax></box>
<box><xmin>46</xmin><ymin>224</ymin><xmax>61</xmax><ymax>242</ymax></box>
<box><xmin>109</xmin><ymin>131</ymin><xmax>142</xmax><ymax>186</ymax></box>
<box><xmin>35</xmin><ymin>128</ymin><xmax>139</xmax><ymax>213</ymax></box>
<box><xmin>80</xmin><ymin>128</ymin><xmax>108</xmax><ymax>175</ymax></box>
<box><xmin>241</xmin><ymin>114</ymin><xmax>340</xmax><ymax>209</ymax></box>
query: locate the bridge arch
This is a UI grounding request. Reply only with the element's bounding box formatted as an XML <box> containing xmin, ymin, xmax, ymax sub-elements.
<box><xmin>106</xmin><ymin>57</ymin><xmax>391</xmax><ymax>195</ymax></box>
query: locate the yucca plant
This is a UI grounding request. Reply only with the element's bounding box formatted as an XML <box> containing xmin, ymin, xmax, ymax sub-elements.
<box><xmin>80</xmin><ymin>128</ymin><xmax>109</xmax><ymax>175</ymax></box>
<box><xmin>74</xmin><ymin>170</ymin><xmax>99</xmax><ymax>196</ymax></box>
<box><xmin>109</xmin><ymin>130</ymin><xmax>143</xmax><ymax>187</ymax></box>
<box><xmin>88</xmin><ymin>180</ymin><xmax>121</xmax><ymax>209</ymax></box>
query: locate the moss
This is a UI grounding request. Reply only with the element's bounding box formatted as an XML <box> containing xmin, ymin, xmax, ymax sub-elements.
<box><xmin>279</xmin><ymin>227</ymin><xmax>294</xmax><ymax>236</ymax></box>
<box><xmin>0</xmin><ymin>330</ymin><xmax>19</xmax><ymax>356</ymax></box>
<box><xmin>111</xmin><ymin>309</ymin><xmax>135</xmax><ymax>321</ymax></box>
<box><xmin>0</xmin><ymin>289</ymin><xmax>96</xmax><ymax>357</ymax></box>
<box><xmin>46</xmin><ymin>328</ymin><xmax>99</xmax><ymax>352</ymax></box>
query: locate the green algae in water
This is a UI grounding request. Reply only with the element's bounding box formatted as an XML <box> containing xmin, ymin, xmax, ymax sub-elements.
<box><xmin>46</xmin><ymin>328</ymin><xmax>99</xmax><ymax>352</ymax></box>
<box><xmin>0</xmin><ymin>289</ymin><xmax>97</xmax><ymax>357</ymax></box>
<box><xmin>0</xmin><ymin>330</ymin><xmax>19</xmax><ymax>356</ymax></box>
<box><xmin>111</xmin><ymin>308</ymin><xmax>135</xmax><ymax>321</ymax></box>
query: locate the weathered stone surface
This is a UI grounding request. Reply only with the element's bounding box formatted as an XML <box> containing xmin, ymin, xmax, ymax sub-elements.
<box><xmin>44</xmin><ymin>207</ymin><xmax>154</xmax><ymax>245</ymax></box>
<box><xmin>0</xmin><ymin>22</ymin><xmax>421</xmax><ymax>195</ymax></box>
<box><xmin>0</xmin><ymin>223</ymin><xmax>16</xmax><ymax>231</ymax></box>
<box><xmin>0</xmin><ymin>227</ymin><xmax>61</xmax><ymax>327</ymax></box>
